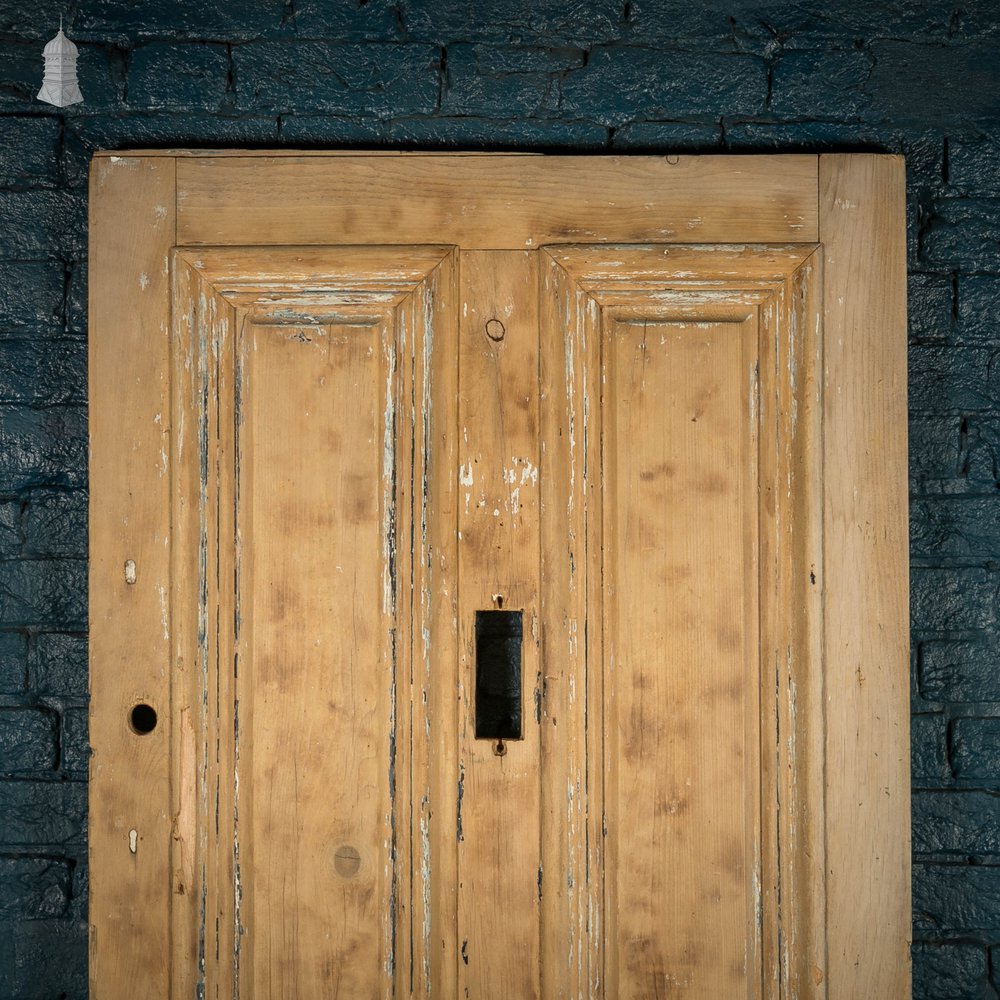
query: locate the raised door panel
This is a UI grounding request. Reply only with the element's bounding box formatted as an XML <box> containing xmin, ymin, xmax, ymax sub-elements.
<box><xmin>170</xmin><ymin>247</ymin><xmax>459</xmax><ymax>998</ymax></box>
<box><xmin>540</xmin><ymin>246</ymin><xmax>824</xmax><ymax>998</ymax></box>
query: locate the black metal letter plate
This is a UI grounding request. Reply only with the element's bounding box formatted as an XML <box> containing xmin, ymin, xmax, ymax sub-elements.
<box><xmin>475</xmin><ymin>610</ymin><xmax>522</xmax><ymax>741</ymax></box>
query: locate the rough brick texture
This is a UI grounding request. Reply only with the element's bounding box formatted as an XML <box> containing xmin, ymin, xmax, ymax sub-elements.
<box><xmin>0</xmin><ymin>1</ymin><xmax>998</xmax><ymax>996</ymax></box>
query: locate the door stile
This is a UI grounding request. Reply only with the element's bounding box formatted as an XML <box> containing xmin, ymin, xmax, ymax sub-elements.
<box><xmin>456</xmin><ymin>250</ymin><xmax>544</xmax><ymax>999</ymax></box>
<box><xmin>819</xmin><ymin>155</ymin><xmax>910</xmax><ymax>1000</ymax></box>
<box><xmin>89</xmin><ymin>155</ymin><xmax>176</xmax><ymax>1000</ymax></box>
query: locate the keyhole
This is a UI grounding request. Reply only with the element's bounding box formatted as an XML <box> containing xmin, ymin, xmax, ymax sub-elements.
<box><xmin>493</xmin><ymin>739</ymin><xmax>507</xmax><ymax>757</ymax></box>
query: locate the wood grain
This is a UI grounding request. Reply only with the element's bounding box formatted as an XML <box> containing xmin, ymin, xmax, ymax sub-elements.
<box><xmin>543</xmin><ymin>244</ymin><xmax>826</xmax><ymax>998</ymax></box>
<box><xmin>456</xmin><ymin>251</ymin><xmax>543</xmax><ymax>998</ymax></box>
<box><xmin>175</xmin><ymin>155</ymin><xmax>818</xmax><ymax>248</ymax></box>
<box><xmin>604</xmin><ymin>310</ymin><xmax>759</xmax><ymax>999</ymax></box>
<box><xmin>820</xmin><ymin>154</ymin><xmax>911</xmax><ymax>1000</ymax></box>
<box><xmin>89</xmin><ymin>152</ymin><xmax>908</xmax><ymax>998</ymax></box>
<box><xmin>88</xmin><ymin>155</ymin><xmax>175</xmax><ymax>997</ymax></box>
<box><xmin>169</xmin><ymin>248</ymin><xmax>459</xmax><ymax>998</ymax></box>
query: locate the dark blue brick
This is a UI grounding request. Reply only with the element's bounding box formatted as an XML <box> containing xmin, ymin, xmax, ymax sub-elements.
<box><xmin>0</xmin><ymin>262</ymin><xmax>64</xmax><ymax>336</ymax></box>
<box><xmin>404</xmin><ymin>0</ymin><xmax>622</xmax><ymax>44</ymax></box>
<box><xmin>909</xmin><ymin>345</ymin><xmax>1000</xmax><ymax>412</ymax></box>
<box><xmin>61</xmin><ymin>708</ymin><xmax>88</xmax><ymax>776</ymax></box>
<box><xmin>0</xmin><ymin>559</ymin><xmax>87</xmax><ymax>630</ymax></box>
<box><xmin>76</xmin><ymin>0</ymin><xmax>281</xmax><ymax>41</ymax></box>
<box><xmin>914</xmin><ymin>863</ymin><xmax>1000</xmax><ymax>934</ymax></box>
<box><xmin>0</xmin><ymin>340</ymin><xmax>86</xmax><ymax>406</ymax></box>
<box><xmin>958</xmin><ymin>275</ymin><xmax>1000</xmax><ymax>344</ymax></box>
<box><xmin>281</xmin><ymin>0</ymin><xmax>400</xmax><ymax>39</ymax></box>
<box><xmin>913</xmin><ymin>791</ymin><xmax>1000</xmax><ymax>858</ymax></box>
<box><xmin>0</xmin><ymin>857</ymin><xmax>70</xmax><ymax>919</ymax></box>
<box><xmin>771</xmin><ymin>49</ymin><xmax>873</xmax><ymax>118</ymax></box>
<box><xmin>610</xmin><ymin>121</ymin><xmax>722</xmax><ymax>149</ymax></box>
<box><xmin>911</xmin><ymin>497</ymin><xmax>1000</xmax><ymax>562</ymax></box>
<box><xmin>912</xmin><ymin>713</ymin><xmax>952</xmax><ymax>782</ymax></box>
<box><xmin>911</xmin><ymin>568</ymin><xmax>996</xmax><ymax>632</ymax></box>
<box><xmin>0</xmin><ymin>117</ymin><xmax>61</xmax><ymax>188</ymax></box>
<box><xmin>128</xmin><ymin>42</ymin><xmax>230</xmax><ymax>112</ymax></box>
<box><xmin>910</xmin><ymin>414</ymin><xmax>966</xmax><ymax>495</ymax></box>
<box><xmin>729</xmin><ymin>4</ymin><xmax>954</xmax><ymax>49</ymax></box>
<box><xmin>912</xmin><ymin>941</ymin><xmax>989</xmax><ymax>1000</ymax></box>
<box><xmin>69</xmin><ymin>853</ymin><xmax>86</xmax><ymax>920</ymax></box>
<box><xmin>962</xmin><ymin>417</ymin><xmax>1000</xmax><ymax>490</ymax></box>
<box><xmin>0</xmin><ymin>191</ymin><xmax>86</xmax><ymax>260</ymax></box>
<box><xmin>0</xmin><ymin>406</ymin><xmax>87</xmax><ymax>491</ymax></box>
<box><xmin>908</xmin><ymin>273</ymin><xmax>954</xmax><ymax>346</ymax></box>
<box><xmin>0</xmin><ymin>917</ymin><xmax>87</xmax><ymax>998</ymax></box>
<box><xmin>0</xmin><ymin>781</ymin><xmax>86</xmax><ymax>846</ymax></box>
<box><xmin>0</xmin><ymin>500</ymin><xmax>20</xmax><ymax>558</ymax></box>
<box><xmin>724</xmin><ymin>120</ymin><xmax>886</xmax><ymax>151</ymax></box>
<box><xmin>920</xmin><ymin>639</ymin><xmax>1000</xmax><ymax>703</ymax></box>
<box><xmin>624</xmin><ymin>2</ymin><xmax>744</xmax><ymax>46</ymax></box>
<box><xmin>0</xmin><ymin>708</ymin><xmax>57</xmax><ymax>773</ymax></box>
<box><xmin>66</xmin><ymin>260</ymin><xmax>86</xmax><ymax>336</ymax></box>
<box><xmin>952</xmin><ymin>718</ymin><xmax>1000</xmax><ymax>780</ymax></box>
<box><xmin>868</xmin><ymin>40</ymin><xmax>1000</xmax><ymax>127</ymax></box>
<box><xmin>561</xmin><ymin>47</ymin><xmax>767</xmax><ymax>125</ymax></box>
<box><xmin>0</xmin><ymin>262</ymin><xmax>64</xmax><ymax>337</ymax></box>
<box><xmin>0</xmin><ymin>4</ymin><xmax>87</xmax><ymax>38</ymax></box>
<box><xmin>0</xmin><ymin>44</ymin><xmax>54</xmax><ymax>111</ymax></box>
<box><xmin>949</xmin><ymin>132</ymin><xmax>1000</xmax><ymax>197</ymax></box>
<box><xmin>923</xmin><ymin>199</ymin><xmax>1000</xmax><ymax>270</ymax></box>
<box><xmin>0</xmin><ymin>631</ymin><xmax>28</xmax><ymax>696</ymax></box>
<box><xmin>20</xmin><ymin>489</ymin><xmax>87</xmax><ymax>559</ymax></box>
<box><xmin>234</xmin><ymin>42</ymin><xmax>441</xmax><ymax>115</ymax></box>
<box><xmin>29</xmin><ymin>633</ymin><xmax>87</xmax><ymax>699</ymax></box>
<box><xmin>279</xmin><ymin>113</ymin><xmax>608</xmax><ymax>149</ymax></box>
<box><xmin>442</xmin><ymin>43</ymin><xmax>580</xmax><ymax>116</ymax></box>
<box><xmin>77</xmin><ymin>0</ymin><xmax>404</xmax><ymax>43</ymax></box>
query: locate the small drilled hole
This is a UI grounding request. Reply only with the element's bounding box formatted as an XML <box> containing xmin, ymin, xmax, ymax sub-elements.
<box><xmin>130</xmin><ymin>703</ymin><xmax>157</xmax><ymax>735</ymax></box>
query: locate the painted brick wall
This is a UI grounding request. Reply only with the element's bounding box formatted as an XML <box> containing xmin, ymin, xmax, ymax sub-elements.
<box><xmin>0</xmin><ymin>2</ymin><xmax>998</xmax><ymax>997</ymax></box>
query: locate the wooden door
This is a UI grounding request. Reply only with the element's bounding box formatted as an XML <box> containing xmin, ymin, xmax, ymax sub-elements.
<box><xmin>89</xmin><ymin>153</ymin><xmax>910</xmax><ymax>999</ymax></box>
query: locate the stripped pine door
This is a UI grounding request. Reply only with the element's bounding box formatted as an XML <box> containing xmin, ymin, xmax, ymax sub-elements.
<box><xmin>89</xmin><ymin>153</ymin><xmax>910</xmax><ymax>999</ymax></box>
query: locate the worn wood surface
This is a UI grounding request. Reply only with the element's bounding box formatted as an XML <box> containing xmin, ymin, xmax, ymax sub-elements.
<box><xmin>542</xmin><ymin>244</ymin><xmax>826</xmax><ymax>998</ymax></box>
<box><xmin>820</xmin><ymin>154</ymin><xmax>911</xmax><ymax>1000</ymax></box>
<box><xmin>605</xmin><ymin>308</ymin><xmax>759</xmax><ymax>999</ymax></box>
<box><xmin>90</xmin><ymin>152</ymin><xmax>908</xmax><ymax>999</ymax></box>
<box><xmin>457</xmin><ymin>251</ymin><xmax>543</xmax><ymax>997</ymax></box>
<box><xmin>175</xmin><ymin>155</ymin><xmax>818</xmax><ymax>248</ymax></box>
<box><xmin>168</xmin><ymin>247</ymin><xmax>459</xmax><ymax>997</ymax></box>
<box><xmin>89</xmin><ymin>155</ymin><xmax>176</xmax><ymax>997</ymax></box>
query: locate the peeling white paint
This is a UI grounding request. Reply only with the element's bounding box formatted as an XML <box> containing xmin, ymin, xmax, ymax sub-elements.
<box><xmin>158</xmin><ymin>584</ymin><xmax>169</xmax><ymax>640</ymax></box>
<box><xmin>128</xmin><ymin>829</ymin><xmax>138</xmax><ymax>854</ymax></box>
<box><xmin>139</xmin><ymin>272</ymin><xmax>150</xmax><ymax>291</ymax></box>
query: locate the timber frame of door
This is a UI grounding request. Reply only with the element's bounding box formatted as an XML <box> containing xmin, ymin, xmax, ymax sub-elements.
<box><xmin>89</xmin><ymin>152</ymin><xmax>909</xmax><ymax>998</ymax></box>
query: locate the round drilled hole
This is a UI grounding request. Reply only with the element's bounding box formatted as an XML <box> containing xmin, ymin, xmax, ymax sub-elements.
<box><xmin>129</xmin><ymin>703</ymin><xmax>158</xmax><ymax>735</ymax></box>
